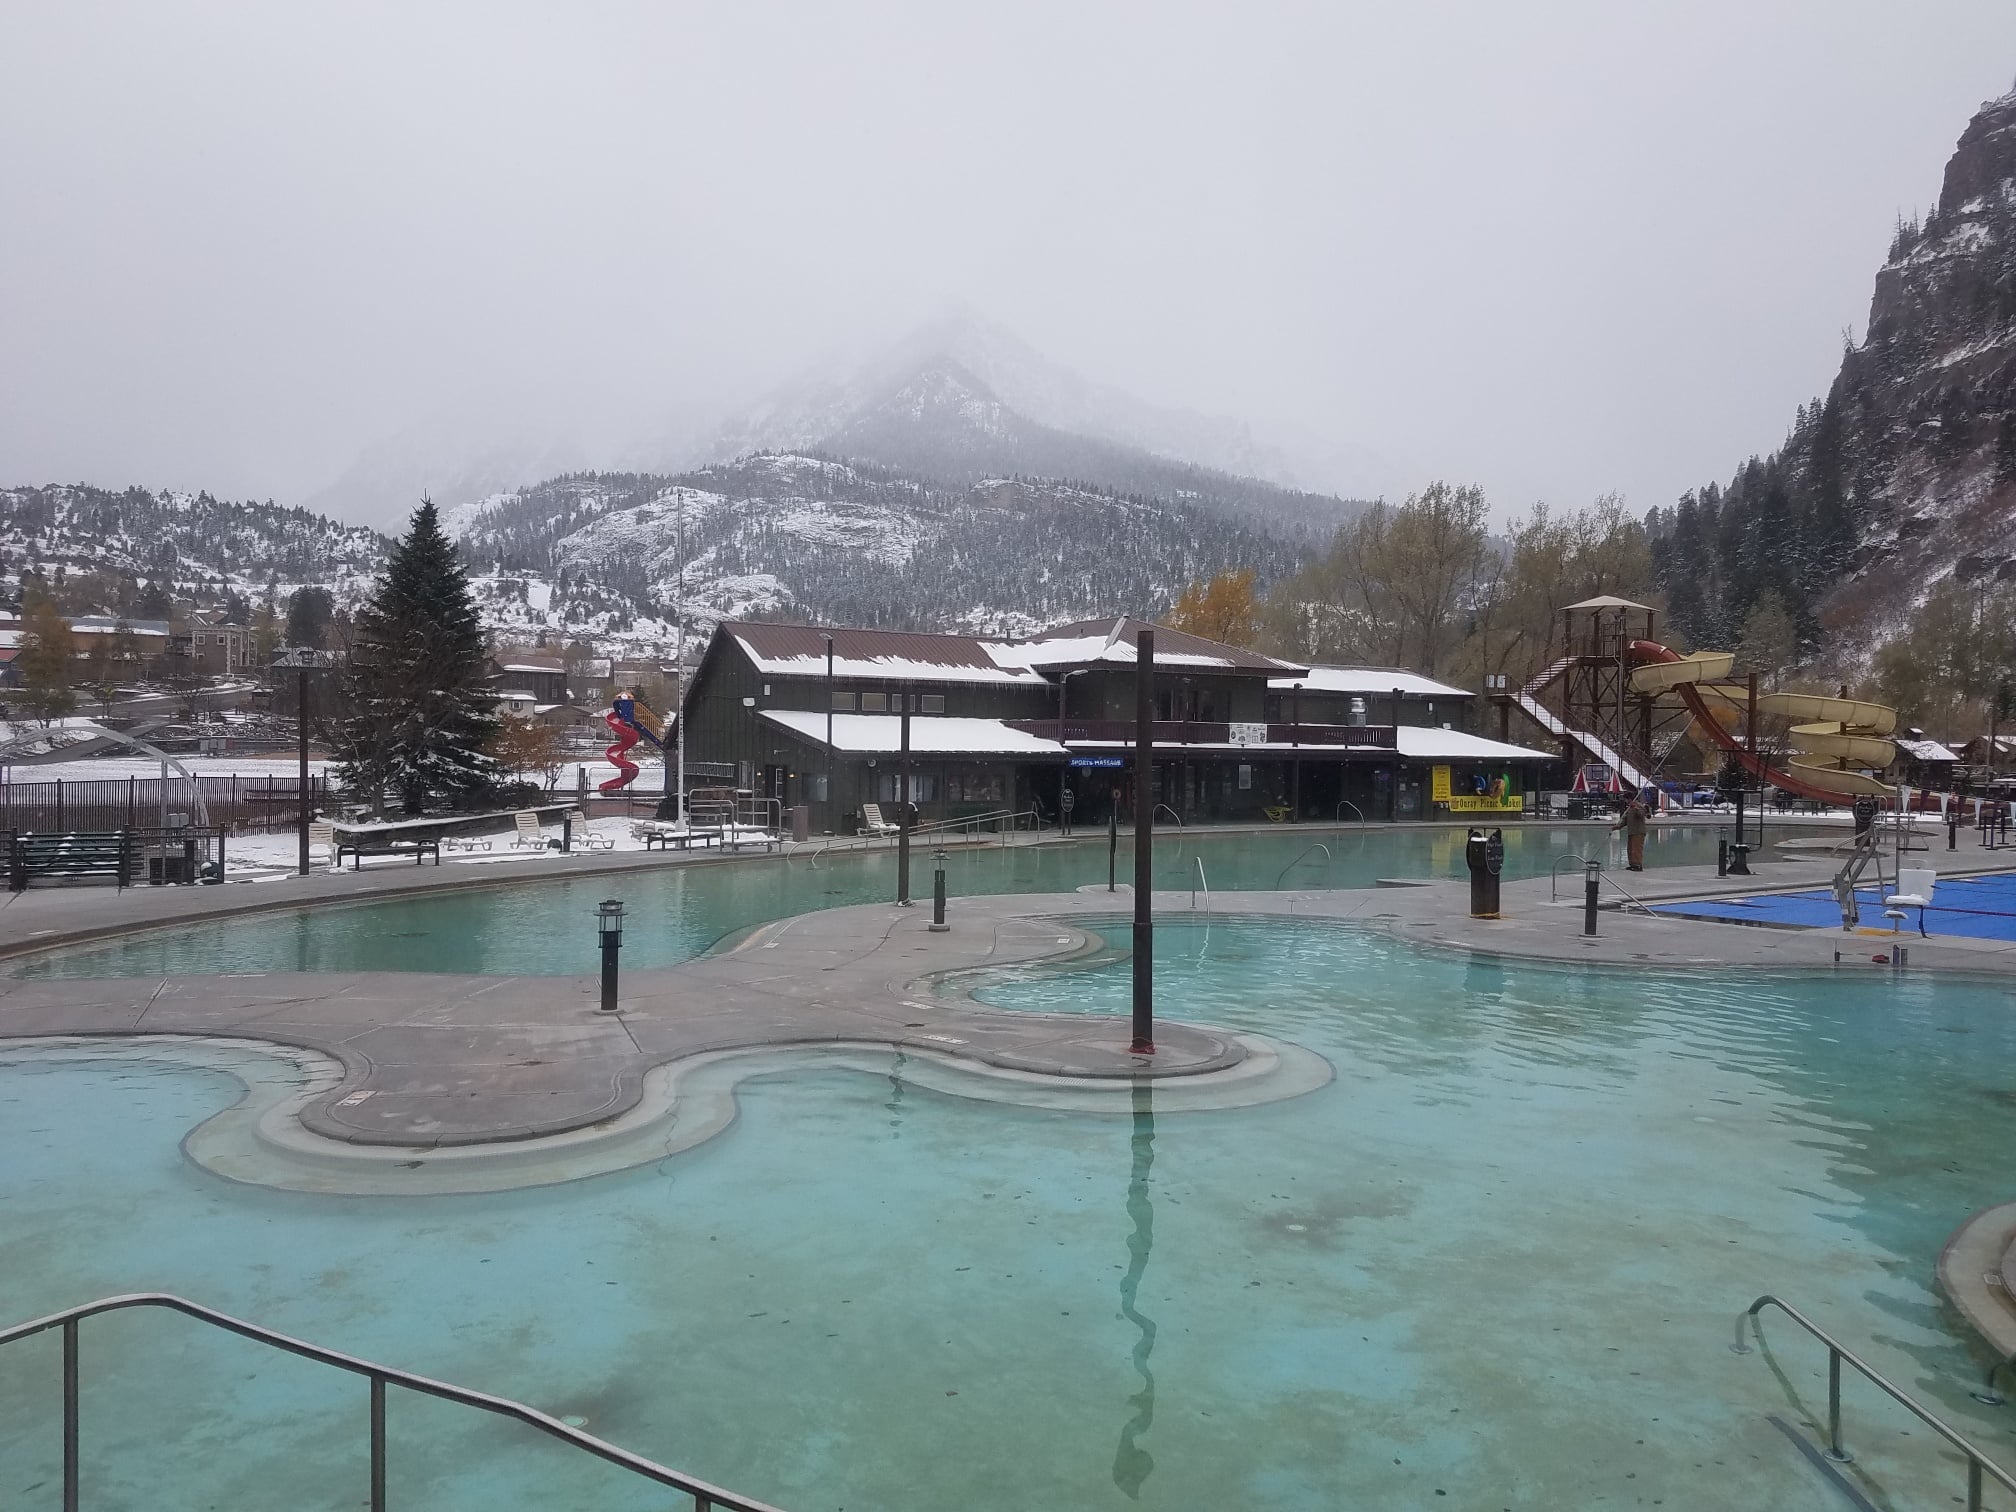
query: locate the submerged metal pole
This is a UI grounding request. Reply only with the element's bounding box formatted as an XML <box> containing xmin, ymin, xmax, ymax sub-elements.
<box><xmin>1132</xmin><ymin>630</ymin><xmax>1155</xmax><ymax>1053</ymax></box>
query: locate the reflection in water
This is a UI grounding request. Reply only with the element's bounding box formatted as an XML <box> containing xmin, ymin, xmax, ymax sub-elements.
<box><xmin>886</xmin><ymin>1049</ymin><xmax>907</xmax><ymax>1134</ymax></box>
<box><xmin>1112</xmin><ymin>1080</ymin><xmax>1156</xmax><ymax>1498</ymax></box>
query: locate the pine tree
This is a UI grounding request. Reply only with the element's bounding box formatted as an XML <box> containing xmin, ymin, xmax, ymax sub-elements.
<box><xmin>339</xmin><ymin>499</ymin><xmax>501</xmax><ymax>814</ymax></box>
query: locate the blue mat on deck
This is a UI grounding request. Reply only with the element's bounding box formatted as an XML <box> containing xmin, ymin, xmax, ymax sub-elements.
<box><xmin>1654</xmin><ymin>870</ymin><xmax>2016</xmax><ymax>941</ymax></box>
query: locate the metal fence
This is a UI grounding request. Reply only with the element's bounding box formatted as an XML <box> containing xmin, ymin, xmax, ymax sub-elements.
<box><xmin>0</xmin><ymin>775</ymin><xmax>331</xmax><ymax>834</ymax></box>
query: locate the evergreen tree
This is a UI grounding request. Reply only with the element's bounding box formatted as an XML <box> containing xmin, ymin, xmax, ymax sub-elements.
<box><xmin>339</xmin><ymin>500</ymin><xmax>501</xmax><ymax>814</ymax></box>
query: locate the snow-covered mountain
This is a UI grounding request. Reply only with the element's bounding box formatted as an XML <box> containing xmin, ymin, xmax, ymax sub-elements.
<box><xmin>0</xmin><ymin>483</ymin><xmax>387</xmax><ymax>606</ymax></box>
<box><xmin>1650</xmin><ymin>86</ymin><xmax>2016</xmax><ymax>660</ymax></box>
<box><xmin>450</xmin><ymin>451</ymin><xmax>1303</xmax><ymax>643</ymax></box>
<box><xmin>0</xmin><ymin>449</ymin><xmax>1305</xmax><ymax>659</ymax></box>
<box><xmin>699</xmin><ymin>318</ymin><xmax>1368</xmax><ymax>535</ymax></box>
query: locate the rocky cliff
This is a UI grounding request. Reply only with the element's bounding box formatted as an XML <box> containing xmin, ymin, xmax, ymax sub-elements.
<box><xmin>1650</xmin><ymin>87</ymin><xmax>2016</xmax><ymax>661</ymax></box>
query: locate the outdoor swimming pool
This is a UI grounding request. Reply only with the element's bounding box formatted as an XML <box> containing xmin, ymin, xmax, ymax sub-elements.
<box><xmin>8</xmin><ymin>821</ymin><xmax>1736</xmax><ymax>979</ymax></box>
<box><xmin>4</xmin><ymin>917</ymin><xmax>2013</xmax><ymax>1508</ymax></box>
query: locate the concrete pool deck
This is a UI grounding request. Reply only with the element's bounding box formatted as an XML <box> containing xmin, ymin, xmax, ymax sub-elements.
<box><xmin>6</xmin><ymin>848</ymin><xmax>2016</xmax><ymax>1145</ymax></box>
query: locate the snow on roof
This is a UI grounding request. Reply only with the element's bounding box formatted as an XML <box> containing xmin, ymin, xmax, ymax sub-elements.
<box><xmin>1562</xmin><ymin>595</ymin><xmax>1653</xmax><ymax>613</ymax></box>
<box><xmin>1896</xmin><ymin>737</ymin><xmax>1959</xmax><ymax>762</ymax></box>
<box><xmin>1269</xmin><ymin>666</ymin><xmax>1474</xmax><ymax>699</ymax></box>
<box><xmin>498</xmin><ymin>661</ymin><xmax>564</xmax><ymax>674</ymax></box>
<box><xmin>760</xmin><ymin>710</ymin><xmax>1068</xmax><ymax>756</ymax></box>
<box><xmin>728</xmin><ymin>622</ymin><xmax>1045</xmax><ymax>685</ymax></box>
<box><xmin>1393</xmin><ymin>727</ymin><xmax>1554</xmax><ymax>762</ymax></box>
<box><xmin>1000</xmin><ymin>617</ymin><xmax>1305</xmax><ymax>675</ymax></box>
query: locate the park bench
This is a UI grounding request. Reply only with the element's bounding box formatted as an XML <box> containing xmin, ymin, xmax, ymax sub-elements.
<box><xmin>8</xmin><ymin>830</ymin><xmax>135</xmax><ymax>892</ymax></box>
<box><xmin>334</xmin><ymin>834</ymin><xmax>442</xmax><ymax>871</ymax></box>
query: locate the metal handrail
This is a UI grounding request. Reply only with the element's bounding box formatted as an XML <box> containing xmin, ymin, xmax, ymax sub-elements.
<box><xmin>1335</xmin><ymin>799</ymin><xmax>1366</xmax><ymax>824</ymax></box>
<box><xmin>1275</xmin><ymin>842</ymin><xmax>1333</xmax><ymax>888</ymax></box>
<box><xmin>1152</xmin><ymin>803</ymin><xmax>1184</xmax><ymax>830</ymax></box>
<box><xmin>1735</xmin><ymin>1294</ymin><xmax>2016</xmax><ymax>1509</ymax></box>
<box><xmin>1547</xmin><ymin>851</ymin><xmax>1659</xmax><ymax>916</ymax></box>
<box><xmin>792</xmin><ymin>808</ymin><xmax>1039</xmax><ymax>865</ymax></box>
<box><xmin>1549</xmin><ymin>852</ymin><xmax>1594</xmax><ymax>903</ymax></box>
<box><xmin>1191</xmin><ymin>854</ymin><xmax>1211</xmax><ymax>913</ymax></box>
<box><xmin>0</xmin><ymin>1292</ymin><xmax>785</xmax><ymax>1512</ymax></box>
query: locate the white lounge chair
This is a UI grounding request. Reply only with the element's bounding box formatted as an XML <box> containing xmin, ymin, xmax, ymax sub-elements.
<box><xmin>859</xmin><ymin>803</ymin><xmax>900</xmax><ymax>837</ymax></box>
<box><xmin>308</xmin><ymin>820</ymin><xmax>339</xmax><ymax>871</ymax></box>
<box><xmin>445</xmin><ymin>831</ymin><xmax>493</xmax><ymax>852</ymax></box>
<box><xmin>510</xmin><ymin>811</ymin><xmax>549</xmax><ymax>850</ymax></box>
<box><xmin>1884</xmin><ymin>867</ymin><xmax>1936</xmax><ymax>936</ymax></box>
<box><xmin>568</xmin><ymin>808</ymin><xmax>614</xmax><ymax>850</ymax></box>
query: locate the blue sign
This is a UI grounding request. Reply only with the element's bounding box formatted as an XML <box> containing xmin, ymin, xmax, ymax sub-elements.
<box><xmin>1070</xmin><ymin>756</ymin><xmax>1125</xmax><ymax>768</ymax></box>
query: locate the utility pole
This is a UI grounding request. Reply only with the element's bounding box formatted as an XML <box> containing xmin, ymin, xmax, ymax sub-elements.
<box><xmin>824</xmin><ymin>633</ymin><xmax>835</xmax><ymax>830</ymax></box>
<box><xmin>672</xmin><ymin>489</ymin><xmax>687</xmax><ymax>828</ymax></box>
<box><xmin>297</xmin><ymin>658</ymin><xmax>311</xmax><ymax>876</ymax></box>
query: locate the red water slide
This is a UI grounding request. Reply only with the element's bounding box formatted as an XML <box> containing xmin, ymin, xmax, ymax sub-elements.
<box><xmin>599</xmin><ymin>710</ymin><xmax>643</xmax><ymax>793</ymax></box>
<box><xmin>1626</xmin><ymin>641</ymin><xmax>1869</xmax><ymax>805</ymax></box>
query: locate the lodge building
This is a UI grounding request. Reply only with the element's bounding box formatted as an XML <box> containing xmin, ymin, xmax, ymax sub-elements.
<box><xmin>680</xmin><ymin>618</ymin><xmax>1556</xmax><ymax>832</ymax></box>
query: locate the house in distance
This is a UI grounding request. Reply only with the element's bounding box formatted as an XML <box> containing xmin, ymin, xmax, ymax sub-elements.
<box><xmin>680</xmin><ymin>618</ymin><xmax>1554</xmax><ymax>832</ymax></box>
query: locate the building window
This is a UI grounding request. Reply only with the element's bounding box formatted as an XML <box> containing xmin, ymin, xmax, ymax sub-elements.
<box><xmin>920</xmin><ymin>693</ymin><xmax>945</xmax><ymax>714</ymax></box>
<box><xmin>737</xmin><ymin>760</ymin><xmax>754</xmax><ymax>789</ymax></box>
<box><xmin>860</xmin><ymin>691</ymin><xmax>887</xmax><ymax>712</ymax></box>
<box><xmin>809</xmin><ymin>772</ymin><xmax>829</xmax><ymax>801</ymax></box>
<box><xmin>831</xmin><ymin>691</ymin><xmax>856</xmax><ymax>711</ymax></box>
<box><xmin>878</xmin><ymin>771</ymin><xmax>938</xmax><ymax>803</ymax></box>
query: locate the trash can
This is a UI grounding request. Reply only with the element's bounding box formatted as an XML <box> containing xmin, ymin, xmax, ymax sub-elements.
<box><xmin>789</xmin><ymin>804</ymin><xmax>811</xmax><ymax>843</ymax></box>
<box><xmin>1465</xmin><ymin>827</ymin><xmax>1504</xmax><ymax>919</ymax></box>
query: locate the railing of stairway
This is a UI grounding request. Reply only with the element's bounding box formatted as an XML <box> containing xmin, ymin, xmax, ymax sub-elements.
<box><xmin>0</xmin><ymin>1292</ymin><xmax>789</xmax><ymax>1512</ymax></box>
<box><xmin>1735</xmin><ymin>1294</ymin><xmax>2016</xmax><ymax>1511</ymax></box>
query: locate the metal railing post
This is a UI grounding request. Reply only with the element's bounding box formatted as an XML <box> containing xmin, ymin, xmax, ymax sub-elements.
<box><xmin>370</xmin><ymin>1374</ymin><xmax>387</xmax><ymax>1511</ymax></box>
<box><xmin>1826</xmin><ymin>1347</ymin><xmax>1850</xmax><ymax>1461</ymax></box>
<box><xmin>1970</xmin><ymin>1458</ymin><xmax>1984</xmax><ymax>1512</ymax></box>
<box><xmin>62</xmin><ymin>1316</ymin><xmax>79</xmax><ymax>1512</ymax></box>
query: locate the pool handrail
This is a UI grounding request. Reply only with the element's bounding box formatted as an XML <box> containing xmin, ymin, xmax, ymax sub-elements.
<box><xmin>1274</xmin><ymin>842</ymin><xmax>1333</xmax><ymax>889</ymax></box>
<box><xmin>1191</xmin><ymin>854</ymin><xmax>1211</xmax><ymax>913</ymax></box>
<box><xmin>792</xmin><ymin>807</ymin><xmax>1041</xmax><ymax>865</ymax></box>
<box><xmin>0</xmin><ymin>1291</ymin><xmax>788</xmax><ymax>1512</ymax></box>
<box><xmin>1335</xmin><ymin>800</ymin><xmax>1367</xmax><ymax>825</ymax></box>
<box><xmin>1734</xmin><ymin>1294</ymin><xmax>2015</xmax><ymax>1509</ymax></box>
<box><xmin>1549</xmin><ymin>852</ymin><xmax>1594</xmax><ymax>902</ymax></box>
<box><xmin>1549</xmin><ymin>851</ymin><xmax>1660</xmax><ymax>916</ymax></box>
<box><xmin>1152</xmin><ymin>803</ymin><xmax>1185</xmax><ymax>831</ymax></box>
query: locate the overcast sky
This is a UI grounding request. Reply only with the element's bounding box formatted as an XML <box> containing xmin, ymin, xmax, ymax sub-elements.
<box><xmin>4</xmin><ymin>1</ymin><xmax>2014</xmax><ymax>524</ymax></box>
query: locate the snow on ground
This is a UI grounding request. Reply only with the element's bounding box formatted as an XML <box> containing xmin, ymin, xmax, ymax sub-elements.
<box><xmin>221</xmin><ymin>814</ymin><xmax>777</xmax><ymax>878</ymax></box>
<box><xmin>2</xmin><ymin>755</ymin><xmax>333</xmax><ymax>782</ymax></box>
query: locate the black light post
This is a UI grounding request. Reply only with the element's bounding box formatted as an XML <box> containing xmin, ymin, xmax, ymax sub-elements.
<box><xmin>596</xmin><ymin>899</ymin><xmax>625</xmax><ymax>1013</ymax></box>
<box><xmin>1132</xmin><ymin>630</ymin><xmax>1155</xmax><ymax>1054</ymax></box>
<box><xmin>1108</xmin><ymin>791</ymin><xmax>1119</xmax><ymax>892</ymax></box>
<box><xmin>930</xmin><ymin>847</ymin><xmax>949</xmax><ymax>931</ymax></box>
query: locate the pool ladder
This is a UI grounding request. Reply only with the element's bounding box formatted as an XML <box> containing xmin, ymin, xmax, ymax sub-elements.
<box><xmin>1735</xmin><ymin>1294</ymin><xmax>2016</xmax><ymax>1510</ymax></box>
<box><xmin>0</xmin><ymin>1292</ymin><xmax>787</xmax><ymax>1512</ymax></box>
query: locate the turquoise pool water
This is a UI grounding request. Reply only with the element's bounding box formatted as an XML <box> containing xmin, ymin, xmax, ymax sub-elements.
<box><xmin>5</xmin><ymin>919</ymin><xmax>2015</xmax><ymax>1508</ymax></box>
<box><xmin>9</xmin><ymin>822</ymin><xmax>1733</xmax><ymax>978</ymax></box>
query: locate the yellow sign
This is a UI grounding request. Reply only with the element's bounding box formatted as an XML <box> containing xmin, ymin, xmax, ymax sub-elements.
<box><xmin>1430</xmin><ymin>765</ymin><xmax>1452</xmax><ymax>802</ymax></box>
<box><xmin>1447</xmin><ymin>792</ymin><xmax>1521</xmax><ymax>812</ymax></box>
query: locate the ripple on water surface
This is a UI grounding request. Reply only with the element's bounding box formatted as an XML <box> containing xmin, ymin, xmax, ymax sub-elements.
<box><xmin>6</xmin><ymin>916</ymin><xmax>2016</xmax><ymax>1507</ymax></box>
<box><xmin>10</xmin><ymin>823</ymin><xmax>1732</xmax><ymax>978</ymax></box>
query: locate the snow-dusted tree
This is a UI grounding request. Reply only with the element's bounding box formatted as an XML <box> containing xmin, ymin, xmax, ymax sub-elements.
<box><xmin>339</xmin><ymin>500</ymin><xmax>501</xmax><ymax>814</ymax></box>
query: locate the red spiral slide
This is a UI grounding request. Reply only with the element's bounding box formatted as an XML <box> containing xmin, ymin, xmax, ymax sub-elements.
<box><xmin>599</xmin><ymin>710</ymin><xmax>643</xmax><ymax>793</ymax></box>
